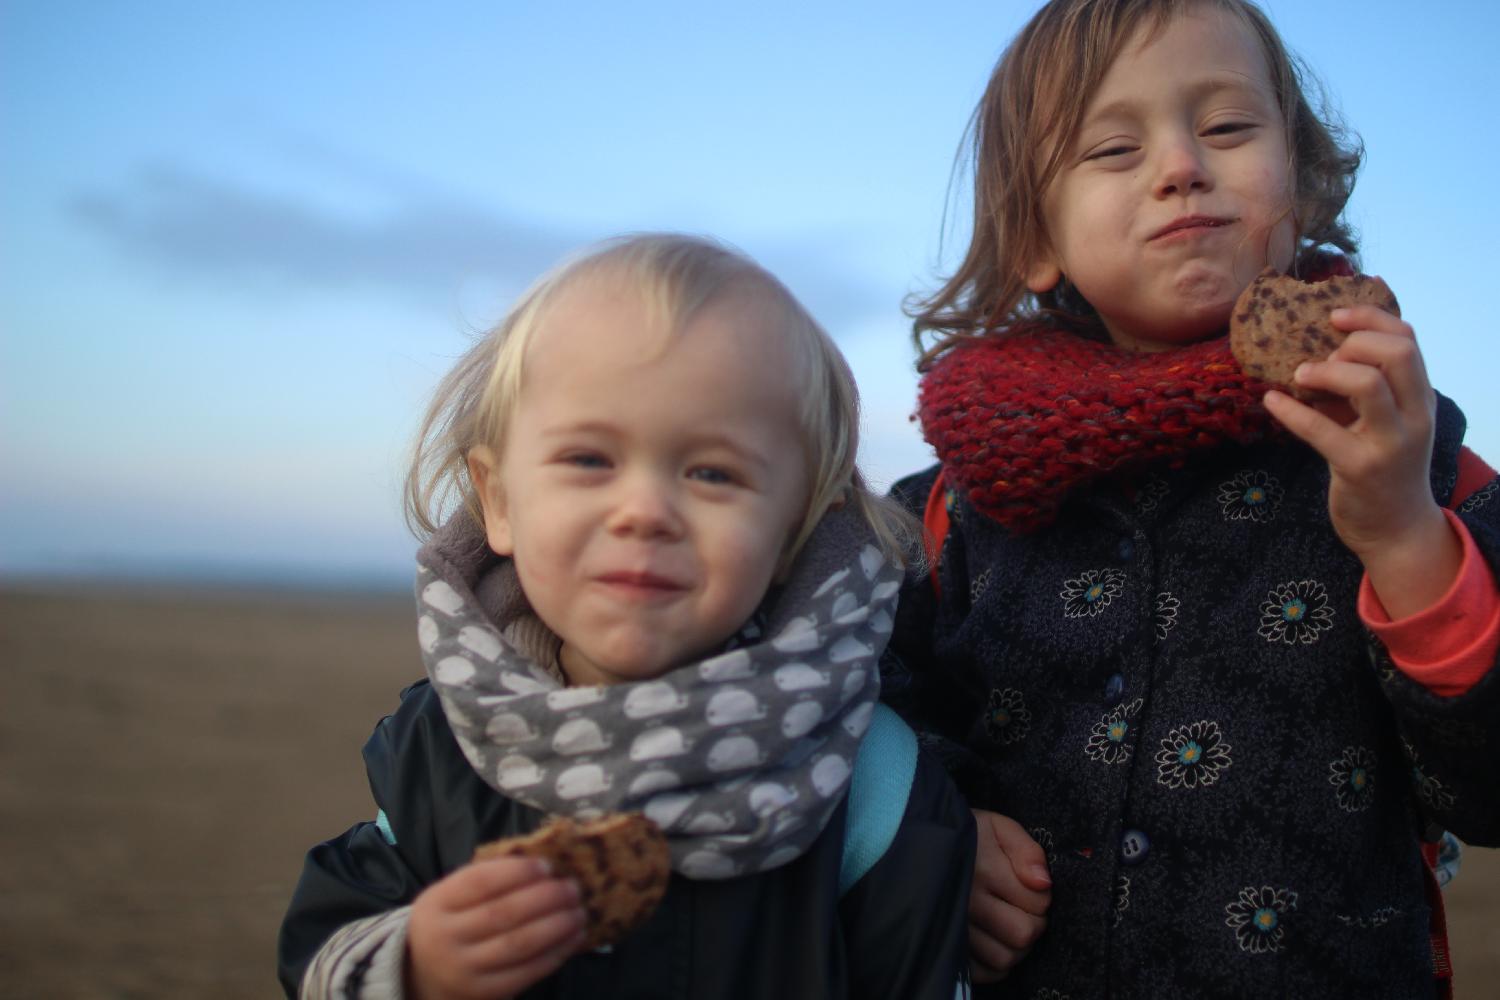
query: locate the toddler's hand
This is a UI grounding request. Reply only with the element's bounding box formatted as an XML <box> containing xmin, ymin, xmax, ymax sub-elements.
<box><xmin>405</xmin><ymin>856</ymin><xmax>587</xmax><ymax>1000</ymax></box>
<box><xmin>1262</xmin><ymin>305</ymin><xmax>1460</xmax><ymax>618</ymax></box>
<box><xmin>967</xmin><ymin>809</ymin><xmax>1052</xmax><ymax>983</ymax></box>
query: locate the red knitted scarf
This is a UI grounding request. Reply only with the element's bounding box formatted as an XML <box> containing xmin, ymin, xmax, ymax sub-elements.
<box><xmin>918</xmin><ymin>329</ymin><xmax>1277</xmax><ymax>531</ymax></box>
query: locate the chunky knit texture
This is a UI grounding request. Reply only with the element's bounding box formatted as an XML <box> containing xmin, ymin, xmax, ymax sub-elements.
<box><xmin>916</xmin><ymin>258</ymin><xmax>1364</xmax><ymax>532</ymax></box>
<box><xmin>918</xmin><ymin>332</ymin><xmax>1280</xmax><ymax>531</ymax></box>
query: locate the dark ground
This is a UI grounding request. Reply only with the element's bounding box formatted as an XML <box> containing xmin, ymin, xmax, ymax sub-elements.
<box><xmin>2</xmin><ymin>584</ymin><xmax>1497</xmax><ymax>998</ymax></box>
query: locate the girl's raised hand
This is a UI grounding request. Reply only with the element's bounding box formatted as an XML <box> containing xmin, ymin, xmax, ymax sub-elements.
<box><xmin>967</xmin><ymin>809</ymin><xmax>1052</xmax><ymax>983</ymax></box>
<box><xmin>405</xmin><ymin>856</ymin><xmax>587</xmax><ymax>1000</ymax></box>
<box><xmin>1261</xmin><ymin>305</ymin><xmax>1460</xmax><ymax>618</ymax></box>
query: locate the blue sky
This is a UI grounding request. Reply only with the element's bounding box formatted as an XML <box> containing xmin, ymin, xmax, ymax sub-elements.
<box><xmin>4</xmin><ymin>1</ymin><xmax>1497</xmax><ymax>587</ymax></box>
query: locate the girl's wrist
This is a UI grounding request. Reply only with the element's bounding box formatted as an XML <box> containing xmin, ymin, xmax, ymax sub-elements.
<box><xmin>1359</xmin><ymin>505</ymin><xmax>1462</xmax><ymax>620</ymax></box>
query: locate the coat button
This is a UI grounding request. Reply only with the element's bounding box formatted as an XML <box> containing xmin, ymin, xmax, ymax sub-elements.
<box><xmin>1104</xmin><ymin>673</ymin><xmax>1125</xmax><ymax>704</ymax></box>
<box><xmin>1120</xmin><ymin>828</ymin><xmax>1150</xmax><ymax>865</ymax></box>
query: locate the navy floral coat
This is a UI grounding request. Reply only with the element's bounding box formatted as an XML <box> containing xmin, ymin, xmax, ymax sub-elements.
<box><xmin>885</xmin><ymin>394</ymin><xmax>1500</xmax><ymax>999</ymax></box>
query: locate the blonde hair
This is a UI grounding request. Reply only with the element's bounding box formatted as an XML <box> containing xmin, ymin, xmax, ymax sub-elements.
<box><xmin>910</xmin><ymin>0</ymin><xmax>1363</xmax><ymax>360</ymax></box>
<box><xmin>405</xmin><ymin>233</ymin><xmax>916</xmax><ymax>570</ymax></box>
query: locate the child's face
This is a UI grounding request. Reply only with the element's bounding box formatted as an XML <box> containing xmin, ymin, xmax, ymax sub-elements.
<box><xmin>471</xmin><ymin>281</ymin><xmax>810</xmax><ymax>687</ymax></box>
<box><xmin>1026</xmin><ymin>6</ymin><xmax>1296</xmax><ymax>351</ymax></box>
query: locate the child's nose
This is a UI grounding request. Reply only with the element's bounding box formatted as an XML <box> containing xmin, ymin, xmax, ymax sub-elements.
<box><xmin>606</xmin><ymin>474</ymin><xmax>683</xmax><ymax>539</ymax></box>
<box><xmin>1153</xmin><ymin>138</ymin><xmax>1212</xmax><ymax>198</ymax></box>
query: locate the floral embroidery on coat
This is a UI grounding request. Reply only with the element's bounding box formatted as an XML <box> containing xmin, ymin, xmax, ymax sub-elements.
<box><xmin>1134</xmin><ymin>475</ymin><xmax>1169</xmax><ymax>513</ymax></box>
<box><xmin>1154</xmin><ymin>720</ymin><xmax>1232</xmax><ymax>789</ymax></box>
<box><xmin>1061</xmin><ymin>568</ymin><xmax>1125</xmax><ymax>619</ymax></box>
<box><xmin>1257</xmin><ymin>580</ymin><xmax>1335</xmax><ymax>644</ymax></box>
<box><xmin>1225</xmin><ymin>886</ymin><xmax>1298</xmax><ymax>954</ymax></box>
<box><xmin>969</xmin><ymin>567</ymin><xmax>993</xmax><ymax>604</ymax></box>
<box><xmin>1459</xmin><ymin>478</ymin><xmax>1497</xmax><ymax>513</ymax></box>
<box><xmin>1085</xmin><ymin>697</ymin><xmax>1143</xmax><ymax>764</ymax></box>
<box><xmin>1218</xmin><ymin>470</ymin><xmax>1284</xmax><ymax>522</ymax></box>
<box><xmin>983</xmin><ymin>687</ymin><xmax>1030</xmax><ymax>745</ymax></box>
<box><xmin>1403</xmin><ymin>740</ymin><xmax>1458</xmax><ymax>812</ymax></box>
<box><xmin>1027</xmin><ymin>826</ymin><xmax>1057</xmax><ymax>866</ymax></box>
<box><xmin>1113</xmin><ymin>874</ymin><xmax>1130</xmax><ymax>926</ymax></box>
<box><xmin>1328</xmin><ymin>746</ymin><xmax>1376</xmax><ymax>812</ymax></box>
<box><xmin>1154</xmin><ymin>591</ymin><xmax>1179</xmax><ymax>640</ymax></box>
<box><xmin>1335</xmin><ymin>906</ymin><xmax>1400</xmax><ymax>929</ymax></box>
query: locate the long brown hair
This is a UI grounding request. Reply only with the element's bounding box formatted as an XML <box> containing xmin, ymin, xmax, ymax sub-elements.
<box><xmin>909</xmin><ymin>0</ymin><xmax>1363</xmax><ymax>363</ymax></box>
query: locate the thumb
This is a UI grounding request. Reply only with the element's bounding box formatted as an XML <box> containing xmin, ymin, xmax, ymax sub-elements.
<box><xmin>983</xmin><ymin>812</ymin><xmax>1052</xmax><ymax>890</ymax></box>
<box><xmin>1014</xmin><ymin>855</ymin><xmax>1053</xmax><ymax>891</ymax></box>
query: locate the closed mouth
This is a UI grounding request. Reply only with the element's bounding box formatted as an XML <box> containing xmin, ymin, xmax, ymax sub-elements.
<box><xmin>1151</xmin><ymin>215</ymin><xmax>1233</xmax><ymax>240</ymax></box>
<box><xmin>595</xmin><ymin>570</ymin><xmax>688</xmax><ymax>594</ymax></box>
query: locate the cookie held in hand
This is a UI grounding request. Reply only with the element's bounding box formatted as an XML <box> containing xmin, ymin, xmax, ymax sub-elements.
<box><xmin>1229</xmin><ymin>267</ymin><xmax>1400</xmax><ymax>400</ymax></box>
<box><xmin>474</xmin><ymin>813</ymin><xmax>671</xmax><ymax>948</ymax></box>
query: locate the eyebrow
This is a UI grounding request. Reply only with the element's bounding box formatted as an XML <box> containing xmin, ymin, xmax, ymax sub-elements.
<box><xmin>538</xmin><ymin>422</ymin><xmax>776</xmax><ymax>473</ymax></box>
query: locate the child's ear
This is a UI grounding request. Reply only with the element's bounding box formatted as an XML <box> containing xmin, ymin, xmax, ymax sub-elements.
<box><xmin>1025</xmin><ymin>255</ymin><xmax>1063</xmax><ymax>294</ymax></box>
<box><xmin>467</xmin><ymin>445</ymin><xmax>514</xmax><ymax>556</ymax></box>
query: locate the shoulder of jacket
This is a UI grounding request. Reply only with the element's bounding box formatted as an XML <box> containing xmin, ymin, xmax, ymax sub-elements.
<box><xmin>890</xmin><ymin>464</ymin><xmax>944</xmax><ymax>515</ymax></box>
<box><xmin>364</xmin><ymin>680</ymin><xmax>466</xmax><ymax>796</ymax></box>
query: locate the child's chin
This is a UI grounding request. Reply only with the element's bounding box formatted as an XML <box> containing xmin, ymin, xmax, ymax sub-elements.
<box><xmin>591</xmin><ymin>648</ymin><xmax>683</xmax><ymax>685</ymax></box>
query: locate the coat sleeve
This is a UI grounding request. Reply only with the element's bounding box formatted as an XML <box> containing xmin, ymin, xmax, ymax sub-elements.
<box><xmin>881</xmin><ymin>466</ymin><xmax>998</xmax><ymax>805</ymax></box>
<box><xmin>838</xmin><ymin>749</ymin><xmax>976</xmax><ymax>1000</ymax></box>
<box><xmin>277</xmin><ymin>685</ymin><xmax>447</xmax><ymax>998</ymax></box>
<box><xmin>1374</xmin><ymin>460</ymin><xmax>1500</xmax><ymax>847</ymax></box>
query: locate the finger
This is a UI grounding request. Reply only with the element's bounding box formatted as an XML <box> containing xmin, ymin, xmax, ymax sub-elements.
<box><xmin>431</xmin><ymin>856</ymin><xmax>555</xmax><ymax>913</ymax></box>
<box><xmin>1328</xmin><ymin>303</ymin><xmax>1408</xmax><ymax>337</ymax></box>
<box><xmin>466</xmin><ymin>906</ymin><xmax>589</xmax><ymax>972</ymax></box>
<box><xmin>978</xmin><ymin>811</ymin><xmax>1053</xmax><ymax>891</ymax></box>
<box><xmin>968</xmin><ymin>958</ymin><xmax>1006</xmax><ymax>986</ymax></box>
<box><xmin>469</xmin><ymin>927</ymin><xmax>588</xmax><ymax>999</ymax></box>
<box><xmin>1262</xmin><ymin>388</ymin><xmax>1360</xmax><ymax>463</ymax></box>
<box><xmin>968</xmin><ymin>925</ymin><xmax>1020</xmax><ymax>980</ymax></box>
<box><xmin>1326</xmin><ymin>330</ymin><xmax>1434</xmax><ymax>420</ymax></box>
<box><xmin>971</xmin><ymin>815</ymin><xmax>1051</xmax><ymax>915</ymax></box>
<box><xmin>1292</xmin><ymin>357</ymin><xmax>1398</xmax><ymax>427</ymax></box>
<box><xmin>448</xmin><ymin>875</ymin><xmax>585</xmax><ymax>944</ymax></box>
<box><xmin>1004</xmin><ymin>843</ymin><xmax>1052</xmax><ymax>894</ymax></box>
<box><xmin>972</xmin><ymin>854</ymin><xmax>1051</xmax><ymax>918</ymax></box>
<box><xmin>968</xmin><ymin>891</ymin><xmax>1047</xmax><ymax>951</ymax></box>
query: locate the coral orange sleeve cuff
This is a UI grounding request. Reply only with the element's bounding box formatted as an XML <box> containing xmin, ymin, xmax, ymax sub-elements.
<box><xmin>1359</xmin><ymin>509</ymin><xmax>1500</xmax><ymax>697</ymax></box>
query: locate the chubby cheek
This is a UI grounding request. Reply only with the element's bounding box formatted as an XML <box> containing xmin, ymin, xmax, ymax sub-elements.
<box><xmin>508</xmin><ymin>516</ymin><xmax>580</xmax><ymax>596</ymax></box>
<box><xmin>1267</xmin><ymin>212</ymin><xmax>1297</xmax><ymax>274</ymax></box>
<box><xmin>705</xmin><ymin>527</ymin><xmax>785</xmax><ymax>617</ymax></box>
<box><xmin>1250</xmin><ymin>170</ymin><xmax>1298</xmax><ymax>272</ymax></box>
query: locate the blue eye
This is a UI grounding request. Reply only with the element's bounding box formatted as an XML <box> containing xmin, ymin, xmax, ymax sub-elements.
<box><xmin>563</xmin><ymin>452</ymin><xmax>609</xmax><ymax>469</ymax></box>
<box><xmin>688</xmin><ymin>466</ymin><xmax>735</xmax><ymax>485</ymax></box>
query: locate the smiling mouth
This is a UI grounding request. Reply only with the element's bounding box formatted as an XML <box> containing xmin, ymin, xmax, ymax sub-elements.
<box><xmin>594</xmin><ymin>571</ymin><xmax>688</xmax><ymax>597</ymax></box>
<box><xmin>1151</xmin><ymin>216</ymin><xmax>1233</xmax><ymax>240</ymax></box>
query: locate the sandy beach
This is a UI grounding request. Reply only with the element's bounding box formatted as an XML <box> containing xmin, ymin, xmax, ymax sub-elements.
<box><xmin>3</xmin><ymin>583</ymin><xmax>1496</xmax><ymax>998</ymax></box>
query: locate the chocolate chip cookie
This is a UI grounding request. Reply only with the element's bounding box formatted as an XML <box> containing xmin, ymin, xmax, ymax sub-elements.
<box><xmin>475</xmin><ymin>813</ymin><xmax>671</xmax><ymax>948</ymax></box>
<box><xmin>1229</xmin><ymin>267</ymin><xmax>1400</xmax><ymax>399</ymax></box>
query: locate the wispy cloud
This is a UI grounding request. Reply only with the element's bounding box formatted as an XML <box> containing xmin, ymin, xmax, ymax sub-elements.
<box><xmin>69</xmin><ymin>166</ymin><xmax>576</xmax><ymax>299</ymax></box>
<box><xmin>67</xmin><ymin>160</ymin><xmax>897</xmax><ymax>331</ymax></box>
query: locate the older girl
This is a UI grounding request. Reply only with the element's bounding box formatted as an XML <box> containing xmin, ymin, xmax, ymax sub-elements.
<box><xmin>886</xmin><ymin>1</ymin><xmax>1500</xmax><ymax>996</ymax></box>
